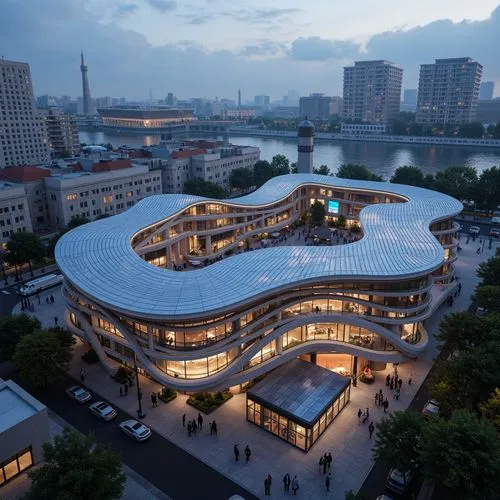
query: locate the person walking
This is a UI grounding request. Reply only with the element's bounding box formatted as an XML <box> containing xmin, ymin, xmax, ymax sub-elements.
<box><xmin>264</xmin><ymin>476</ymin><xmax>271</xmax><ymax>496</ymax></box>
<box><xmin>378</xmin><ymin>389</ymin><xmax>383</xmax><ymax>406</ymax></box>
<box><xmin>319</xmin><ymin>455</ymin><xmax>324</xmax><ymax>474</ymax></box>
<box><xmin>408</xmin><ymin>374</ymin><xmax>412</xmax><ymax>386</ymax></box>
<box><xmin>80</xmin><ymin>368</ymin><xmax>85</xmax><ymax>383</ymax></box>
<box><xmin>212</xmin><ymin>420</ymin><xmax>218</xmax><ymax>436</ymax></box>
<box><xmin>383</xmin><ymin>398</ymin><xmax>389</xmax><ymax>413</ymax></box>
<box><xmin>182</xmin><ymin>413</ymin><xmax>186</xmax><ymax>427</ymax></box>
<box><xmin>369</xmin><ymin>421</ymin><xmax>375</xmax><ymax>439</ymax></box>
<box><xmin>124</xmin><ymin>383</ymin><xmax>128</xmax><ymax>395</ymax></box>
<box><xmin>325</xmin><ymin>473</ymin><xmax>331</xmax><ymax>492</ymax></box>
<box><xmin>197</xmin><ymin>412</ymin><xmax>203</xmax><ymax>430</ymax></box>
<box><xmin>192</xmin><ymin>419</ymin><xmax>197</xmax><ymax>436</ymax></box>
<box><xmin>234</xmin><ymin>444</ymin><xmax>239</xmax><ymax>461</ymax></box>
<box><xmin>187</xmin><ymin>421</ymin><xmax>192</xmax><ymax>437</ymax></box>
<box><xmin>323</xmin><ymin>453</ymin><xmax>328</xmax><ymax>474</ymax></box>
<box><xmin>291</xmin><ymin>475</ymin><xmax>299</xmax><ymax>495</ymax></box>
<box><xmin>374</xmin><ymin>392</ymin><xmax>379</xmax><ymax>406</ymax></box>
<box><xmin>244</xmin><ymin>445</ymin><xmax>251</xmax><ymax>463</ymax></box>
<box><xmin>283</xmin><ymin>472</ymin><xmax>291</xmax><ymax>492</ymax></box>
<box><xmin>54</xmin><ymin>316</ymin><xmax>58</xmax><ymax>326</ymax></box>
<box><xmin>357</xmin><ymin>408</ymin><xmax>362</xmax><ymax>422</ymax></box>
<box><xmin>398</xmin><ymin>378</ymin><xmax>403</xmax><ymax>390</ymax></box>
<box><xmin>386</xmin><ymin>374</ymin><xmax>390</xmax><ymax>386</ymax></box>
<box><xmin>151</xmin><ymin>392</ymin><xmax>157</xmax><ymax>408</ymax></box>
<box><xmin>327</xmin><ymin>452</ymin><xmax>332</xmax><ymax>470</ymax></box>
<box><xmin>50</xmin><ymin>295</ymin><xmax>54</xmax><ymax>304</ymax></box>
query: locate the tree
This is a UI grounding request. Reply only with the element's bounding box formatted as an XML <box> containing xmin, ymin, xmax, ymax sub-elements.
<box><xmin>475</xmin><ymin>285</ymin><xmax>500</xmax><ymax>313</ymax></box>
<box><xmin>432</xmin><ymin>165</ymin><xmax>478</xmax><ymax>201</ymax></box>
<box><xmin>95</xmin><ymin>213</ymin><xmax>111</xmax><ymax>220</ymax></box>
<box><xmin>229</xmin><ymin>167</ymin><xmax>254</xmax><ymax>192</ymax></box>
<box><xmin>313</xmin><ymin>165</ymin><xmax>331</xmax><ymax>175</ymax></box>
<box><xmin>183</xmin><ymin>178</ymin><xmax>227</xmax><ymax>198</ymax></box>
<box><xmin>270</xmin><ymin>154</ymin><xmax>290</xmax><ymax>175</ymax></box>
<box><xmin>479</xmin><ymin>388</ymin><xmax>500</xmax><ymax>434</ymax></box>
<box><xmin>457</xmin><ymin>122</ymin><xmax>485</xmax><ymax>139</ymax></box>
<box><xmin>13</xmin><ymin>329</ymin><xmax>73</xmax><ymax>389</ymax></box>
<box><xmin>390</xmin><ymin>166</ymin><xmax>427</xmax><ymax>187</ymax></box>
<box><xmin>420</xmin><ymin>410</ymin><xmax>500</xmax><ymax>500</ymax></box>
<box><xmin>310</xmin><ymin>200</ymin><xmax>326</xmax><ymax>226</ymax></box>
<box><xmin>66</xmin><ymin>215</ymin><xmax>91</xmax><ymax>230</ymax></box>
<box><xmin>336</xmin><ymin>164</ymin><xmax>383</xmax><ymax>182</ymax></box>
<box><xmin>372</xmin><ymin>410</ymin><xmax>424</xmax><ymax>474</ymax></box>
<box><xmin>290</xmin><ymin>162</ymin><xmax>298</xmax><ymax>174</ymax></box>
<box><xmin>6</xmin><ymin>232</ymin><xmax>45</xmax><ymax>277</ymax></box>
<box><xmin>253</xmin><ymin>160</ymin><xmax>274</xmax><ymax>187</ymax></box>
<box><xmin>26</xmin><ymin>428</ymin><xmax>125</xmax><ymax>500</ymax></box>
<box><xmin>336</xmin><ymin>214</ymin><xmax>347</xmax><ymax>229</ymax></box>
<box><xmin>0</xmin><ymin>315</ymin><xmax>41</xmax><ymax>362</ymax></box>
<box><xmin>477</xmin><ymin>248</ymin><xmax>500</xmax><ymax>286</ymax></box>
<box><xmin>476</xmin><ymin>167</ymin><xmax>500</xmax><ymax>214</ymax></box>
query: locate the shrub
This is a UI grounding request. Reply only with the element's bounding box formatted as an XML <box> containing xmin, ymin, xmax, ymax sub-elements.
<box><xmin>81</xmin><ymin>348</ymin><xmax>99</xmax><ymax>364</ymax></box>
<box><xmin>111</xmin><ymin>366</ymin><xmax>134</xmax><ymax>385</ymax></box>
<box><xmin>187</xmin><ymin>390</ymin><xmax>233</xmax><ymax>414</ymax></box>
<box><xmin>350</xmin><ymin>223</ymin><xmax>361</xmax><ymax>233</ymax></box>
<box><xmin>158</xmin><ymin>386</ymin><xmax>177</xmax><ymax>404</ymax></box>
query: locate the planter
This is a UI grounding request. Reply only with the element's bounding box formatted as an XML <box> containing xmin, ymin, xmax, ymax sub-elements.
<box><xmin>111</xmin><ymin>366</ymin><xmax>135</xmax><ymax>385</ymax></box>
<box><xmin>158</xmin><ymin>388</ymin><xmax>177</xmax><ymax>404</ymax></box>
<box><xmin>81</xmin><ymin>348</ymin><xmax>99</xmax><ymax>364</ymax></box>
<box><xmin>187</xmin><ymin>391</ymin><xmax>233</xmax><ymax>414</ymax></box>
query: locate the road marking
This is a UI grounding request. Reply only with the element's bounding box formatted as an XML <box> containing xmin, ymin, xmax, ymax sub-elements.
<box><xmin>1</xmin><ymin>290</ymin><xmax>10</xmax><ymax>294</ymax></box>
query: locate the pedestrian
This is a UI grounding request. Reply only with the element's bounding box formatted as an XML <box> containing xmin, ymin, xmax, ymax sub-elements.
<box><xmin>212</xmin><ymin>420</ymin><xmax>217</xmax><ymax>436</ymax></box>
<box><xmin>198</xmin><ymin>412</ymin><xmax>203</xmax><ymax>430</ymax></box>
<box><xmin>54</xmin><ymin>316</ymin><xmax>58</xmax><ymax>326</ymax></box>
<box><xmin>120</xmin><ymin>386</ymin><xmax>123</xmax><ymax>397</ymax></box>
<box><xmin>395</xmin><ymin>387</ymin><xmax>400</xmax><ymax>400</ymax></box>
<box><xmin>394</xmin><ymin>374</ymin><xmax>399</xmax><ymax>387</ymax></box>
<box><xmin>192</xmin><ymin>419</ymin><xmax>197</xmax><ymax>435</ymax></box>
<box><xmin>327</xmin><ymin>452</ymin><xmax>332</xmax><ymax>470</ymax></box>
<box><xmin>80</xmin><ymin>368</ymin><xmax>85</xmax><ymax>383</ymax></box>
<box><xmin>325</xmin><ymin>473</ymin><xmax>331</xmax><ymax>492</ymax></box>
<box><xmin>182</xmin><ymin>413</ymin><xmax>186</xmax><ymax>427</ymax></box>
<box><xmin>458</xmin><ymin>283</ymin><xmax>462</xmax><ymax>294</ymax></box>
<box><xmin>244</xmin><ymin>445</ymin><xmax>251</xmax><ymax>463</ymax></box>
<box><xmin>50</xmin><ymin>294</ymin><xmax>54</xmax><ymax>303</ymax></box>
<box><xmin>151</xmin><ymin>392</ymin><xmax>157</xmax><ymax>408</ymax></box>
<box><xmin>369</xmin><ymin>421</ymin><xmax>375</xmax><ymax>439</ymax></box>
<box><xmin>378</xmin><ymin>388</ymin><xmax>383</xmax><ymax>405</ymax></box>
<box><xmin>264</xmin><ymin>476</ymin><xmax>271</xmax><ymax>496</ymax></box>
<box><xmin>383</xmin><ymin>398</ymin><xmax>389</xmax><ymax>413</ymax></box>
<box><xmin>385</xmin><ymin>374</ymin><xmax>390</xmax><ymax>386</ymax></box>
<box><xmin>234</xmin><ymin>444</ymin><xmax>239</xmax><ymax>461</ymax></box>
<box><xmin>389</xmin><ymin>377</ymin><xmax>394</xmax><ymax>390</ymax></box>
<box><xmin>323</xmin><ymin>453</ymin><xmax>328</xmax><ymax>474</ymax></box>
<box><xmin>46</xmin><ymin>296</ymin><xmax>50</xmax><ymax>304</ymax></box>
<box><xmin>357</xmin><ymin>408</ymin><xmax>362</xmax><ymax>422</ymax></box>
<box><xmin>398</xmin><ymin>378</ymin><xmax>403</xmax><ymax>390</ymax></box>
<box><xmin>408</xmin><ymin>374</ymin><xmax>412</xmax><ymax>386</ymax></box>
<box><xmin>319</xmin><ymin>455</ymin><xmax>324</xmax><ymax>473</ymax></box>
<box><xmin>124</xmin><ymin>383</ymin><xmax>128</xmax><ymax>395</ymax></box>
<box><xmin>291</xmin><ymin>475</ymin><xmax>299</xmax><ymax>495</ymax></box>
<box><xmin>477</xmin><ymin>247</ymin><xmax>481</xmax><ymax>254</ymax></box>
<box><xmin>375</xmin><ymin>392</ymin><xmax>379</xmax><ymax>405</ymax></box>
<box><xmin>283</xmin><ymin>472</ymin><xmax>291</xmax><ymax>492</ymax></box>
<box><xmin>187</xmin><ymin>421</ymin><xmax>192</xmax><ymax>437</ymax></box>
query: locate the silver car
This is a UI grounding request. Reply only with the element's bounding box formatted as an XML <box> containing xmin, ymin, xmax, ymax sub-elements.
<box><xmin>66</xmin><ymin>385</ymin><xmax>92</xmax><ymax>403</ymax></box>
<box><xmin>89</xmin><ymin>401</ymin><xmax>118</xmax><ymax>421</ymax></box>
<box><xmin>119</xmin><ymin>419</ymin><xmax>152</xmax><ymax>442</ymax></box>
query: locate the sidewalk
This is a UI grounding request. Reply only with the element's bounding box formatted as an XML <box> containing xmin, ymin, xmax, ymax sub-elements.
<box><xmin>10</xmin><ymin>240</ymin><xmax>496</xmax><ymax>499</ymax></box>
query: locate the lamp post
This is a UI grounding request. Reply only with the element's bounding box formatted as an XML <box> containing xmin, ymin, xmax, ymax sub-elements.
<box><xmin>134</xmin><ymin>353</ymin><xmax>145</xmax><ymax>419</ymax></box>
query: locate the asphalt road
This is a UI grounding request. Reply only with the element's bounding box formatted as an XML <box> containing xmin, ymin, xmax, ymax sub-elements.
<box><xmin>7</xmin><ymin>368</ymin><xmax>259</xmax><ymax>500</ymax></box>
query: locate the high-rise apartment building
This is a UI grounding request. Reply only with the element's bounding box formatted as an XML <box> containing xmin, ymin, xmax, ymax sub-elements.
<box><xmin>254</xmin><ymin>95</ymin><xmax>270</xmax><ymax>107</ymax></box>
<box><xmin>479</xmin><ymin>81</ymin><xmax>495</xmax><ymax>101</ymax></box>
<box><xmin>416</xmin><ymin>57</ymin><xmax>482</xmax><ymax>125</ymax></box>
<box><xmin>0</xmin><ymin>59</ymin><xmax>50</xmax><ymax>168</ymax></box>
<box><xmin>299</xmin><ymin>94</ymin><xmax>335</xmax><ymax>120</ymax></box>
<box><xmin>343</xmin><ymin>60</ymin><xmax>403</xmax><ymax>124</ymax></box>
<box><xmin>41</xmin><ymin>108</ymin><xmax>80</xmax><ymax>158</ymax></box>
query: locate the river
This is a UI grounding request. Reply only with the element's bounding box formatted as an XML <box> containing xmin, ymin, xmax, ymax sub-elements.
<box><xmin>79</xmin><ymin>130</ymin><xmax>500</xmax><ymax>178</ymax></box>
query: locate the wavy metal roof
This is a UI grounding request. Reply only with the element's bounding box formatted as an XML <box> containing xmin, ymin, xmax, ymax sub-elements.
<box><xmin>55</xmin><ymin>174</ymin><xmax>462</xmax><ymax>319</ymax></box>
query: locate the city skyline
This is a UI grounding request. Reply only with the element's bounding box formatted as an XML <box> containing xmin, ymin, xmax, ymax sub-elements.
<box><xmin>1</xmin><ymin>1</ymin><xmax>500</xmax><ymax>100</ymax></box>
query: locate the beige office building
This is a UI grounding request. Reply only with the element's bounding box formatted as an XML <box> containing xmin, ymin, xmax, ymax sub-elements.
<box><xmin>0</xmin><ymin>59</ymin><xmax>50</xmax><ymax>168</ymax></box>
<box><xmin>41</xmin><ymin>108</ymin><xmax>80</xmax><ymax>158</ymax></box>
<box><xmin>0</xmin><ymin>182</ymin><xmax>33</xmax><ymax>247</ymax></box>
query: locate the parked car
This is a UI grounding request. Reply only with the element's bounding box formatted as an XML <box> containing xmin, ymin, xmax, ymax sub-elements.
<box><xmin>375</xmin><ymin>496</ymin><xmax>394</xmax><ymax>500</ymax></box>
<box><xmin>422</xmin><ymin>399</ymin><xmax>440</xmax><ymax>417</ymax></box>
<box><xmin>488</xmin><ymin>228</ymin><xmax>500</xmax><ymax>238</ymax></box>
<box><xmin>385</xmin><ymin>468</ymin><xmax>413</xmax><ymax>495</ymax></box>
<box><xmin>469</xmin><ymin>226</ymin><xmax>480</xmax><ymax>235</ymax></box>
<box><xmin>19</xmin><ymin>273</ymin><xmax>64</xmax><ymax>296</ymax></box>
<box><xmin>65</xmin><ymin>385</ymin><xmax>92</xmax><ymax>403</ymax></box>
<box><xmin>89</xmin><ymin>401</ymin><xmax>117</xmax><ymax>421</ymax></box>
<box><xmin>119</xmin><ymin>419</ymin><xmax>152</xmax><ymax>442</ymax></box>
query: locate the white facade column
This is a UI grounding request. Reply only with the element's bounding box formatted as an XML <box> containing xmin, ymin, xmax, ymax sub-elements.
<box><xmin>206</xmin><ymin>234</ymin><xmax>212</xmax><ymax>254</ymax></box>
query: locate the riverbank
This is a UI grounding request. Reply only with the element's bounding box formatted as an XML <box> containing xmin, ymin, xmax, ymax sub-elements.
<box><xmin>227</xmin><ymin>127</ymin><xmax>500</xmax><ymax>149</ymax></box>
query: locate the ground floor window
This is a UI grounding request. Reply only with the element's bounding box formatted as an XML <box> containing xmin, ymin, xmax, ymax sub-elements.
<box><xmin>0</xmin><ymin>447</ymin><xmax>33</xmax><ymax>485</ymax></box>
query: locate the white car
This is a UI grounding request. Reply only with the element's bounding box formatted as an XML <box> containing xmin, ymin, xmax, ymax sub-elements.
<box><xmin>385</xmin><ymin>469</ymin><xmax>413</xmax><ymax>495</ymax></box>
<box><xmin>66</xmin><ymin>385</ymin><xmax>92</xmax><ymax>403</ymax></box>
<box><xmin>89</xmin><ymin>401</ymin><xmax>117</xmax><ymax>421</ymax></box>
<box><xmin>489</xmin><ymin>229</ymin><xmax>500</xmax><ymax>238</ymax></box>
<box><xmin>422</xmin><ymin>399</ymin><xmax>440</xmax><ymax>417</ymax></box>
<box><xmin>469</xmin><ymin>226</ymin><xmax>480</xmax><ymax>235</ymax></box>
<box><xmin>119</xmin><ymin>419</ymin><xmax>152</xmax><ymax>442</ymax></box>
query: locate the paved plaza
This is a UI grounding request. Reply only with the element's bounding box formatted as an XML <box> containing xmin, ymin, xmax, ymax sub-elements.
<box><xmin>12</xmin><ymin>235</ymin><xmax>498</xmax><ymax>499</ymax></box>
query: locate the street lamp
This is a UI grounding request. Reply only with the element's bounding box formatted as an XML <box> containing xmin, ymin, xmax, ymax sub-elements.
<box><xmin>134</xmin><ymin>353</ymin><xmax>145</xmax><ymax>419</ymax></box>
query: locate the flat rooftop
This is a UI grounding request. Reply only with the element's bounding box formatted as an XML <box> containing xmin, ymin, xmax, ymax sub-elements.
<box><xmin>247</xmin><ymin>359</ymin><xmax>350</xmax><ymax>427</ymax></box>
<box><xmin>0</xmin><ymin>380</ymin><xmax>46</xmax><ymax>433</ymax></box>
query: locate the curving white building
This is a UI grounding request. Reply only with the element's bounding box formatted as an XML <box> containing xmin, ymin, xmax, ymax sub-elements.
<box><xmin>55</xmin><ymin>174</ymin><xmax>462</xmax><ymax>392</ymax></box>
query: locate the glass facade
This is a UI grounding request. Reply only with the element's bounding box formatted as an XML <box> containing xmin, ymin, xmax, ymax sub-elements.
<box><xmin>0</xmin><ymin>447</ymin><xmax>33</xmax><ymax>485</ymax></box>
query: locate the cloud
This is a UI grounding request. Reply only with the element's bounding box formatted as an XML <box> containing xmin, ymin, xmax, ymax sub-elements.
<box><xmin>290</xmin><ymin>37</ymin><xmax>361</xmax><ymax>61</ymax></box>
<box><xmin>116</xmin><ymin>2</ymin><xmax>138</xmax><ymax>17</ymax></box>
<box><xmin>144</xmin><ymin>0</ymin><xmax>176</xmax><ymax>13</ymax></box>
<box><xmin>227</xmin><ymin>8</ymin><xmax>301</xmax><ymax>25</ymax></box>
<box><xmin>177</xmin><ymin>12</ymin><xmax>216</xmax><ymax>25</ymax></box>
<box><xmin>239</xmin><ymin>41</ymin><xmax>288</xmax><ymax>58</ymax></box>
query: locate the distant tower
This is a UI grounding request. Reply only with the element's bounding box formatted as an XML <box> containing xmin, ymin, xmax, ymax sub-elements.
<box><xmin>238</xmin><ymin>89</ymin><xmax>241</xmax><ymax>107</ymax></box>
<box><xmin>80</xmin><ymin>51</ymin><xmax>92</xmax><ymax>115</ymax></box>
<box><xmin>297</xmin><ymin>118</ymin><xmax>314</xmax><ymax>174</ymax></box>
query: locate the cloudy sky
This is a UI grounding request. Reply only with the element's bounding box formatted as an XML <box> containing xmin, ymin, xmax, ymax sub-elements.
<box><xmin>1</xmin><ymin>0</ymin><xmax>499</xmax><ymax>101</ymax></box>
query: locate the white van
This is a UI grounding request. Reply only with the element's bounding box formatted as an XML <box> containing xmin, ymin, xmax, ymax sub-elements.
<box><xmin>19</xmin><ymin>273</ymin><xmax>64</xmax><ymax>296</ymax></box>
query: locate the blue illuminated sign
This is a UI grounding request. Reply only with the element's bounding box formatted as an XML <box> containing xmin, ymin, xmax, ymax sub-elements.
<box><xmin>328</xmin><ymin>200</ymin><xmax>339</xmax><ymax>214</ymax></box>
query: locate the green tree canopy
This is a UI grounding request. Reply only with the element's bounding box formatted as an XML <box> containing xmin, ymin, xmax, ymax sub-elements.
<box><xmin>477</xmin><ymin>248</ymin><xmax>500</xmax><ymax>286</ymax></box>
<box><xmin>253</xmin><ymin>160</ymin><xmax>275</xmax><ymax>187</ymax></box>
<box><xmin>432</xmin><ymin>165</ymin><xmax>478</xmax><ymax>201</ymax></box>
<box><xmin>26</xmin><ymin>428</ymin><xmax>125</xmax><ymax>500</ymax></box>
<box><xmin>475</xmin><ymin>285</ymin><xmax>500</xmax><ymax>313</ymax></box>
<box><xmin>457</xmin><ymin>122</ymin><xmax>485</xmax><ymax>139</ymax></box>
<box><xmin>270</xmin><ymin>154</ymin><xmax>290</xmax><ymax>175</ymax></box>
<box><xmin>13</xmin><ymin>329</ymin><xmax>73</xmax><ymax>389</ymax></box>
<box><xmin>5</xmin><ymin>232</ymin><xmax>45</xmax><ymax>276</ymax></box>
<box><xmin>336</xmin><ymin>214</ymin><xmax>347</xmax><ymax>229</ymax></box>
<box><xmin>372</xmin><ymin>410</ymin><xmax>424</xmax><ymax>474</ymax></box>
<box><xmin>183</xmin><ymin>178</ymin><xmax>227</xmax><ymax>198</ymax></box>
<box><xmin>310</xmin><ymin>200</ymin><xmax>326</xmax><ymax>226</ymax></box>
<box><xmin>390</xmin><ymin>166</ymin><xmax>427</xmax><ymax>187</ymax></box>
<box><xmin>337</xmin><ymin>164</ymin><xmax>383</xmax><ymax>182</ymax></box>
<box><xmin>0</xmin><ymin>315</ymin><xmax>41</xmax><ymax>362</ymax></box>
<box><xmin>420</xmin><ymin>410</ymin><xmax>500</xmax><ymax>500</ymax></box>
<box><xmin>476</xmin><ymin>166</ymin><xmax>500</xmax><ymax>214</ymax></box>
<box><xmin>229</xmin><ymin>167</ymin><xmax>254</xmax><ymax>192</ymax></box>
<box><xmin>66</xmin><ymin>215</ymin><xmax>91</xmax><ymax>230</ymax></box>
<box><xmin>313</xmin><ymin>165</ymin><xmax>331</xmax><ymax>175</ymax></box>
<box><xmin>479</xmin><ymin>388</ymin><xmax>500</xmax><ymax>434</ymax></box>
